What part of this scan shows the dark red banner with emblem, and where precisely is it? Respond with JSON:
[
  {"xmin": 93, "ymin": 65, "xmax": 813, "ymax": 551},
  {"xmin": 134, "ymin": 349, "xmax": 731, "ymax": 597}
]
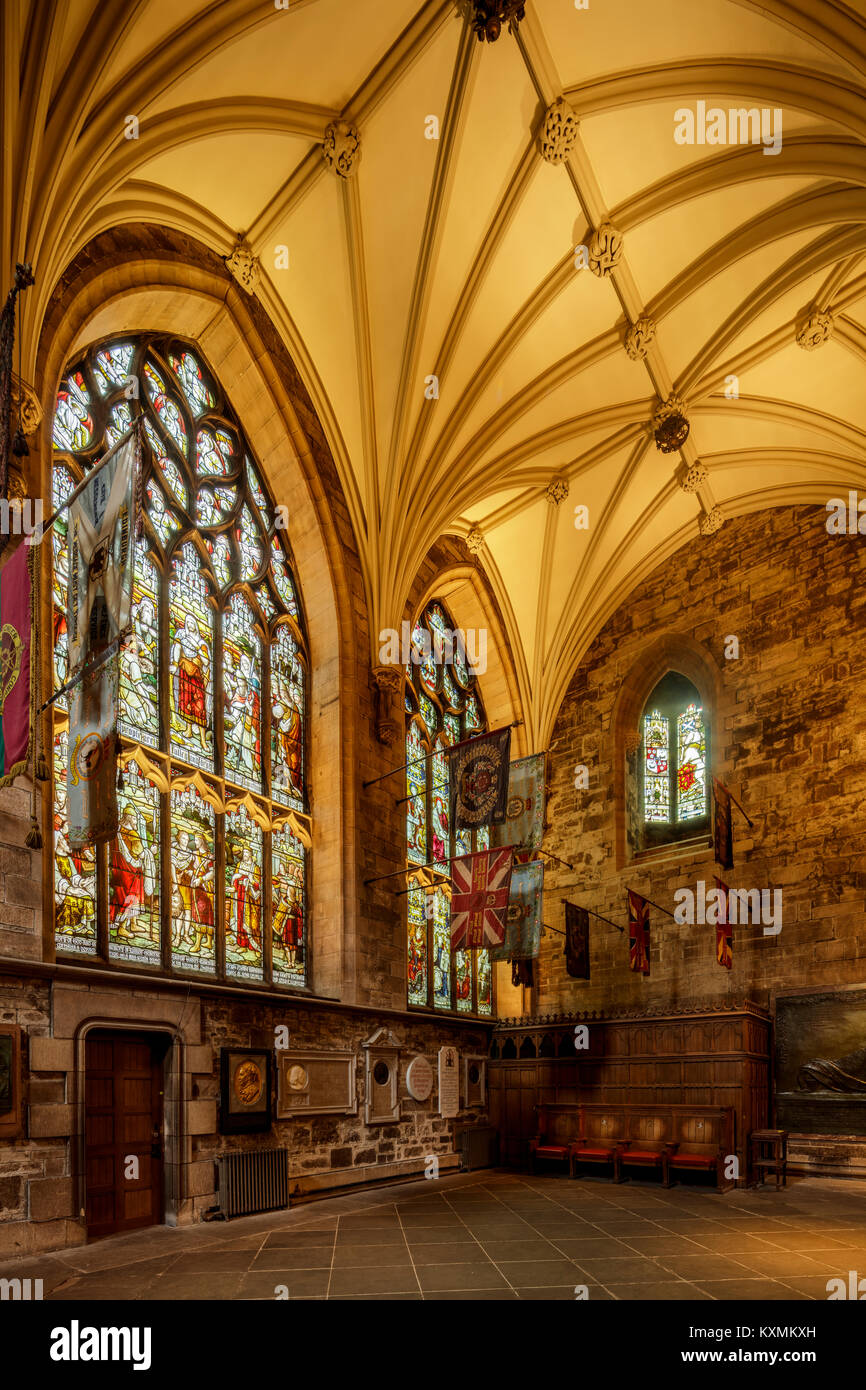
[
  {"xmin": 714, "ymin": 875, "xmax": 732, "ymax": 969},
  {"xmin": 627, "ymin": 889, "xmax": 650, "ymax": 975}
]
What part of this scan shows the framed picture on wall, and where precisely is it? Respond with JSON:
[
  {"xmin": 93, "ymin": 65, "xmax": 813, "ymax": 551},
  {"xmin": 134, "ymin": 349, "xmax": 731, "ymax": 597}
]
[
  {"xmin": 220, "ymin": 1047, "xmax": 272, "ymax": 1134},
  {"xmin": 0, "ymin": 1025, "xmax": 22, "ymax": 1140}
]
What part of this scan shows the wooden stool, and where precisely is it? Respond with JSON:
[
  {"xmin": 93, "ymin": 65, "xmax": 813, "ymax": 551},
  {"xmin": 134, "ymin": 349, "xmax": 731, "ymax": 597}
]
[{"xmin": 750, "ymin": 1129, "xmax": 788, "ymax": 1189}]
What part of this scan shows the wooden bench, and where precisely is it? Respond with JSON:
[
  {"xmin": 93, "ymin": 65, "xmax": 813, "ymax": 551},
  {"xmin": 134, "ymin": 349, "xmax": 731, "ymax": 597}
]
[{"xmin": 529, "ymin": 1102, "xmax": 735, "ymax": 1190}]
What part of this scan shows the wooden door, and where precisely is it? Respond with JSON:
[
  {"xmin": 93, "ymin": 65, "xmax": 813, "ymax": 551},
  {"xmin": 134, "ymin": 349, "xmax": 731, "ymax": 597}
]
[{"xmin": 84, "ymin": 1031, "xmax": 165, "ymax": 1239}]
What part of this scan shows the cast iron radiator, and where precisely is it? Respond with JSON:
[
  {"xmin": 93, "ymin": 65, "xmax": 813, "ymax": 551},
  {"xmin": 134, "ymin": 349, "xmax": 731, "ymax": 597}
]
[
  {"xmin": 215, "ymin": 1149, "xmax": 289, "ymax": 1219},
  {"xmin": 458, "ymin": 1126, "xmax": 499, "ymax": 1171}
]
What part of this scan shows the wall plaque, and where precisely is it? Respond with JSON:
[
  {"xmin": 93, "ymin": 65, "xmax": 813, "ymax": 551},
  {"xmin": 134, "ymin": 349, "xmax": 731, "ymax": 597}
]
[
  {"xmin": 406, "ymin": 1054, "xmax": 434, "ymax": 1102},
  {"xmin": 363, "ymin": 1027, "xmax": 401, "ymax": 1124},
  {"xmin": 463, "ymin": 1055, "xmax": 487, "ymax": 1107},
  {"xmin": 438, "ymin": 1045, "xmax": 459, "ymax": 1118},
  {"xmin": 220, "ymin": 1047, "xmax": 272, "ymax": 1135},
  {"xmin": 276, "ymin": 1051, "xmax": 357, "ymax": 1118}
]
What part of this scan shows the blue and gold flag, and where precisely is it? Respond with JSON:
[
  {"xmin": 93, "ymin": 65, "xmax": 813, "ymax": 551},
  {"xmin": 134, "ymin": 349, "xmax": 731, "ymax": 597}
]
[
  {"xmin": 490, "ymin": 859, "xmax": 543, "ymax": 962},
  {"xmin": 490, "ymin": 752, "xmax": 545, "ymax": 857}
]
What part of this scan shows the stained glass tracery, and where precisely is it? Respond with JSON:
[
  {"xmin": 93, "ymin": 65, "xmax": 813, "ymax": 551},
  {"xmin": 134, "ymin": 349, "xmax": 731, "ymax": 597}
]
[
  {"xmin": 641, "ymin": 675, "xmax": 709, "ymax": 833},
  {"xmin": 50, "ymin": 334, "xmax": 309, "ymax": 989}
]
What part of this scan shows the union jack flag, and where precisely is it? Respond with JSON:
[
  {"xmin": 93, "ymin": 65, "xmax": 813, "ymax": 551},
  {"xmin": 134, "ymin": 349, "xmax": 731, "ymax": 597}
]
[
  {"xmin": 450, "ymin": 848, "xmax": 513, "ymax": 950},
  {"xmin": 627, "ymin": 889, "xmax": 650, "ymax": 975}
]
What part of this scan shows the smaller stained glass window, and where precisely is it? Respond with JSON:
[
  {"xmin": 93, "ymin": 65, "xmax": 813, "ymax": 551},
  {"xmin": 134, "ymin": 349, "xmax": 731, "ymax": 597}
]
[
  {"xmin": 644, "ymin": 710, "xmax": 670, "ymax": 821},
  {"xmin": 677, "ymin": 704, "xmax": 706, "ymax": 821}
]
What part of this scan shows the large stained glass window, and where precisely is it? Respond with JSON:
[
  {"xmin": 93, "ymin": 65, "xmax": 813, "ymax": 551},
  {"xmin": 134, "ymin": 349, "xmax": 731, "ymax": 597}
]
[
  {"xmin": 51, "ymin": 335, "xmax": 310, "ymax": 988},
  {"xmin": 640, "ymin": 673, "xmax": 709, "ymax": 845},
  {"xmin": 404, "ymin": 601, "xmax": 493, "ymax": 1017}
]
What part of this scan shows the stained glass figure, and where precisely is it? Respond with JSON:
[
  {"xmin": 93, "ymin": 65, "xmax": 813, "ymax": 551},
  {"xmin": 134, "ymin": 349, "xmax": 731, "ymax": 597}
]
[
  {"xmin": 677, "ymin": 704, "xmax": 706, "ymax": 820},
  {"xmin": 92, "ymin": 344, "xmax": 134, "ymax": 395},
  {"xmin": 143, "ymin": 361, "xmax": 187, "ymax": 455},
  {"xmin": 444, "ymin": 711, "xmax": 460, "ymax": 745},
  {"xmin": 169, "ymin": 543, "xmax": 213, "ymax": 769},
  {"xmin": 196, "ymin": 426, "xmax": 233, "ymax": 476},
  {"xmin": 196, "ymin": 484, "xmax": 236, "ymax": 527},
  {"xmin": 120, "ymin": 544, "xmax": 160, "ymax": 747},
  {"xmin": 258, "ymin": 584, "xmax": 276, "ymax": 622},
  {"xmin": 477, "ymin": 950, "xmax": 492, "ymax": 1016},
  {"xmin": 51, "ymin": 466, "xmax": 75, "ymax": 700},
  {"xmin": 53, "ymin": 372, "xmax": 93, "ymax": 451},
  {"xmin": 406, "ymin": 721, "xmax": 427, "ymax": 865},
  {"xmin": 412, "ymin": 620, "xmax": 437, "ymax": 692},
  {"xmin": 169, "ymin": 350, "xmax": 215, "ymax": 416},
  {"xmin": 238, "ymin": 506, "xmax": 263, "ymax": 579},
  {"xmin": 407, "ymin": 892, "xmax": 428, "ymax": 1006},
  {"xmin": 271, "ymin": 627, "xmax": 304, "ymax": 806},
  {"xmin": 464, "ymin": 693, "xmax": 482, "ymax": 732},
  {"xmin": 443, "ymin": 668, "xmax": 461, "ymax": 710},
  {"xmin": 105, "ymin": 400, "xmax": 133, "ymax": 447},
  {"xmin": 223, "ymin": 593, "xmax": 262, "ymax": 792},
  {"xmin": 170, "ymin": 784, "xmax": 216, "ymax": 974},
  {"xmin": 207, "ymin": 534, "xmax": 232, "ymax": 588},
  {"xmin": 419, "ymin": 691, "xmax": 437, "ymax": 734},
  {"xmin": 477, "ymin": 825, "xmax": 489, "ymax": 852},
  {"xmin": 452, "ymin": 638, "xmax": 469, "ymax": 689},
  {"xmin": 53, "ymin": 731, "xmax": 97, "ymax": 954},
  {"xmin": 143, "ymin": 418, "xmax": 187, "ymax": 506},
  {"xmin": 246, "ymin": 459, "xmax": 269, "ymax": 514},
  {"xmin": 432, "ymin": 889, "xmax": 451, "ymax": 1008},
  {"xmin": 272, "ymin": 825, "xmax": 305, "ymax": 987},
  {"xmin": 225, "ymin": 807, "xmax": 263, "ymax": 981},
  {"xmin": 644, "ymin": 710, "xmax": 670, "ymax": 821},
  {"xmin": 431, "ymin": 742, "xmax": 448, "ymax": 872},
  {"xmin": 455, "ymin": 950, "xmax": 472, "ymax": 1012},
  {"xmin": 270, "ymin": 538, "xmax": 298, "ymax": 615},
  {"xmin": 109, "ymin": 763, "xmax": 160, "ymax": 967},
  {"xmin": 145, "ymin": 479, "xmax": 180, "ymax": 547}
]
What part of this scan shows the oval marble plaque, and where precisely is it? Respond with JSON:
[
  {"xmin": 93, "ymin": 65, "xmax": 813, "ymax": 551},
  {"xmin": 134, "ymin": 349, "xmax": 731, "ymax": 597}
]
[{"xmin": 406, "ymin": 1054, "xmax": 434, "ymax": 1102}]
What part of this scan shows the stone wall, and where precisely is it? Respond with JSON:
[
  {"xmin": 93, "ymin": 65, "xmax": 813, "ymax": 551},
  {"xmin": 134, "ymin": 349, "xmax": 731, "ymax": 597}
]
[
  {"xmin": 538, "ymin": 503, "xmax": 866, "ymax": 1015},
  {"xmin": 0, "ymin": 973, "xmax": 490, "ymax": 1256}
]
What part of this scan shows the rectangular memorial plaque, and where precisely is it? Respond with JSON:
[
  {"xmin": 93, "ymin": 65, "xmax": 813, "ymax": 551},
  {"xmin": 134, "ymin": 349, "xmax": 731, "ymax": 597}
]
[
  {"xmin": 438, "ymin": 1045, "xmax": 459, "ymax": 1118},
  {"xmin": 276, "ymin": 1051, "xmax": 357, "ymax": 1118}
]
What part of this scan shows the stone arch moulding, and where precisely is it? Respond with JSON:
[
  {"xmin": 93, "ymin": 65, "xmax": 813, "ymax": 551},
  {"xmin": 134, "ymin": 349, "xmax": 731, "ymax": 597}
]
[
  {"xmin": 34, "ymin": 227, "xmax": 360, "ymax": 1002},
  {"xmin": 610, "ymin": 631, "xmax": 731, "ymax": 870},
  {"xmin": 406, "ymin": 555, "xmax": 526, "ymax": 759}
]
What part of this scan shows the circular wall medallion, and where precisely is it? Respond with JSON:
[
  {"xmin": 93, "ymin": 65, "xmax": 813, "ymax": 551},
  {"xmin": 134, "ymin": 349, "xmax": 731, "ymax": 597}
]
[
  {"xmin": 406, "ymin": 1054, "xmax": 434, "ymax": 1102},
  {"xmin": 233, "ymin": 1059, "xmax": 263, "ymax": 1106},
  {"xmin": 287, "ymin": 1065, "xmax": 308, "ymax": 1091}
]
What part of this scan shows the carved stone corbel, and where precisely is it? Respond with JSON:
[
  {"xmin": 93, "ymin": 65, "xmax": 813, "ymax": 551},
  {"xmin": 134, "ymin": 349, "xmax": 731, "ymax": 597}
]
[{"xmin": 373, "ymin": 665, "xmax": 402, "ymax": 746}]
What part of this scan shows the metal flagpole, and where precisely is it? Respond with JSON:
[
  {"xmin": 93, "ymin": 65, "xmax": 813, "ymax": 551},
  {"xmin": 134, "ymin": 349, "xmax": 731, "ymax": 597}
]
[
  {"xmin": 636, "ymin": 893, "xmax": 677, "ymax": 921},
  {"xmin": 362, "ymin": 720, "xmax": 523, "ymax": 790},
  {"xmin": 39, "ymin": 416, "xmax": 141, "ymax": 536}
]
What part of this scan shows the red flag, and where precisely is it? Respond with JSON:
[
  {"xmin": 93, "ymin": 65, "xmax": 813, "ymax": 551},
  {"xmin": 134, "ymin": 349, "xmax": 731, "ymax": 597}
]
[
  {"xmin": 450, "ymin": 848, "xmax": 512, "ymax": 949},
  {"xmin": 714, "ymin": 875, "xmax": 732, "ymax": 969},
  {"xmin": 627, "ymin": 889, "xmax": 650, "ymax": 975},
  {"xmin": 0, "ymin": 544, "xmax": 33, "ymax": 786},
  {"xmin": 713, "ymin": 777, "xmax": 733, "ymax": 869}
]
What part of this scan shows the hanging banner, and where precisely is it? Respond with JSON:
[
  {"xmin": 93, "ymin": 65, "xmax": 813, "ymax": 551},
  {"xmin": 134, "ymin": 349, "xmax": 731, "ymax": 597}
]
[
  {"xmin": 714, "ymin": 875, "xmax": 733, "ymax": 970},
  {"xmin": 0, "ymin": 544, "xmax": 34, "ymax": 786},
  {"xmin": 489, "ymin": 859, "xmax": 543, "ymax": 962},
  {"xmin": 490, "ymin": 752, "xmax": 545, "ymax": 855},
  {"xmin": 712, "ymin": 777, "xmax": 734, "ymax": 870},
  {"xmin": 450, "ymin": 847, "xmax": 513, "ymax": 949},
  {"xmin": 627, "ymin": 889, "xmax": 650, "ymax": 975},
  {"xmin": 564, "ymin": 901, "xmax": 590, "ymax": 980},
  {"xmin": 447, "ymin": 726, "xmax": 511, "ymax": 831},
  {"xmin": 67, "ymin": 430, "xmax": 139, "ymax": 849}
]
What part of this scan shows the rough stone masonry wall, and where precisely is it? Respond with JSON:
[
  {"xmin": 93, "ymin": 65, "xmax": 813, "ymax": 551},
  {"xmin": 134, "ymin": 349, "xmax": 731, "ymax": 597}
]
[{"xmin": 538, "ymin": 503, "xmax": 866, "ymax": 1015}]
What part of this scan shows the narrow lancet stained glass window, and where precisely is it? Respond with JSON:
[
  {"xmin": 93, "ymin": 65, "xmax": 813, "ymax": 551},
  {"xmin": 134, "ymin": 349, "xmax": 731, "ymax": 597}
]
[
  {"xmin": 404, "ymin": 600, "xmax": 492, "ymax": 1016},
  {"xmin": 644, "ymin": 710, "xmax": 670, "ymax": 821},
  {"xmin": 109, "ymin": 763, "xmax": 160, "ymax": 967},
  {"xmin": 50, "ymin": 334, "xmax": 309, "ymax": 989},
  {"xmin": 677, "ymin": 704, "xmax": 706, "ymax": 820}
]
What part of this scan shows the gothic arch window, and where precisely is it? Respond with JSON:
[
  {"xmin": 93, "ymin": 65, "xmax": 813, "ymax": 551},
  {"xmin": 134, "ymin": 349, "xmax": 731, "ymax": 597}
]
[
  {"xmin": 50, "ymin": 335, "xmax": 309, "ymax": 988},
  {"xmin": 405, "ymin": 602, "xmax": 492, "ymax": 1017},
  {"xmin": 640, "ymin": 672, "xmax": 709, "ymax": 849}
]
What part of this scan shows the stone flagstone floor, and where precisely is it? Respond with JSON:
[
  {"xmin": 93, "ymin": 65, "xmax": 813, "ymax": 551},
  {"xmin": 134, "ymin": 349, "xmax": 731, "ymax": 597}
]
[{"xmin": 5, "ymin": 1171, "xmax": 866, "ymax": 1300}]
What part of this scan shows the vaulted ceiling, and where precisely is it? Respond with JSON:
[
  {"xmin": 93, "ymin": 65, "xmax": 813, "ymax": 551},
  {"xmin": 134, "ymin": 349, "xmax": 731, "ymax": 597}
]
[{"xmin": 4, "ymin": 0, "xmax": 866, "ymax": 747}]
